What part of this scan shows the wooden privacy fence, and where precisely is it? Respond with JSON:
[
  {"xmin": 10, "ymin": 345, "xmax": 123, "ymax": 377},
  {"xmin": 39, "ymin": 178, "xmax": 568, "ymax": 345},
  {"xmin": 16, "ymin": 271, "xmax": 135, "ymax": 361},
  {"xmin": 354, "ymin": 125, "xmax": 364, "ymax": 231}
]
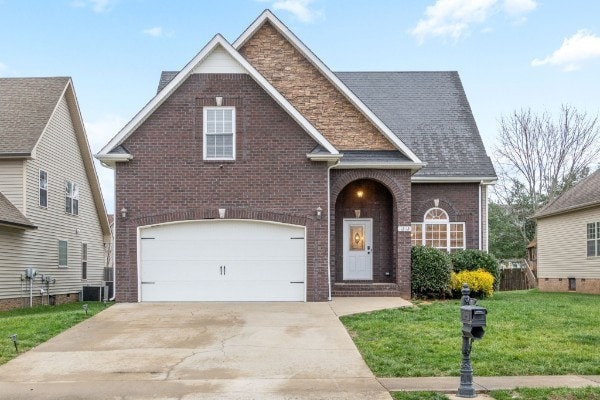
[{"xmin": 499, "ymin": 265, "xmax": 537, "ymax": 291}]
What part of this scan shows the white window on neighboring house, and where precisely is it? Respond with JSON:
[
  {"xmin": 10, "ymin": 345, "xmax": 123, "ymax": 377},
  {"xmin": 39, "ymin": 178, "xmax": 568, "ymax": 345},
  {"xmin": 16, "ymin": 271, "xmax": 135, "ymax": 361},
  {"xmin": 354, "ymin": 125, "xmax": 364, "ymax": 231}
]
[
  {"xmin": 587, "ymin": 222, "xmax": 600, "ymax": 257},
  {"xmin": 39, "ymin": 170, "xmax": 48, "ymax": 208},
  {"xmin": 203, "ymin": 107, "xmax": 235, "ymax": 160},
  {"xmin": 411, "ymin": 207, "xmax": 466, "ymax": 252},
  {"xmin": 65, "ymin": 181, "xmax": 79, "ymax": 215},
  {"xmin": 59, "ymin": 240, "xmax": 68, "ymax": 267},
  {"xmin": 82, "ymin": 243, "xmax": 88, "ymax": 279}
]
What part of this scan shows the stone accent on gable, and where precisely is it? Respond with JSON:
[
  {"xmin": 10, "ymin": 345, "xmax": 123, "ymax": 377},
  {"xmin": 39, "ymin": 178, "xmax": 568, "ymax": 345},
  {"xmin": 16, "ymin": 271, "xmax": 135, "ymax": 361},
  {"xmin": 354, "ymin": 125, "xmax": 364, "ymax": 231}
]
[{"xmin": 239, "ymin": 21, "xmax": 396, "ymax": 151}]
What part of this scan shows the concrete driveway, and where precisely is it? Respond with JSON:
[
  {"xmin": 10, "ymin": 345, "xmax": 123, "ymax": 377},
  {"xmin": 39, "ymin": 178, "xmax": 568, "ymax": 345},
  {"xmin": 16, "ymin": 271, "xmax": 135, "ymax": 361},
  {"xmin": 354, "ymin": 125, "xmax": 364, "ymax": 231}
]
[{"xmin": 0, "ymin": 300, "xmax": 407, "ymax": 399}]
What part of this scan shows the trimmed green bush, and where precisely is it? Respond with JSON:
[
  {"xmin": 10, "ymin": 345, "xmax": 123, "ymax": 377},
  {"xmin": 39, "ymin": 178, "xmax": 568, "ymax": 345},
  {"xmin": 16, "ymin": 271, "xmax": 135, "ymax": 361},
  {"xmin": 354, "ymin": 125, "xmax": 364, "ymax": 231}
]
[
  {"xmin": 411, "ymin": 246, "xmax": 452, "ymax": 299},
  {"xmin": 450, "ymin": 249, "xmax": 500, "ymax": 289},
  {"xmin": 450, "ymin": 269, "xmax": 495, "ymax": 298}
]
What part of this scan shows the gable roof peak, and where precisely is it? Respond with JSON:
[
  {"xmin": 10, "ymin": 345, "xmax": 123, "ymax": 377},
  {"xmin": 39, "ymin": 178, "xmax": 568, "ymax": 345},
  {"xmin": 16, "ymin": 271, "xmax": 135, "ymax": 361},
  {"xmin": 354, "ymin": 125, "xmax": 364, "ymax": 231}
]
[
  {"xmin": 97, "ymin": 30, "xmax": 338, "ymax": 161},
  {"xmin": 233, "ymin": 10, "xmax": 423, "ymax": 165}
]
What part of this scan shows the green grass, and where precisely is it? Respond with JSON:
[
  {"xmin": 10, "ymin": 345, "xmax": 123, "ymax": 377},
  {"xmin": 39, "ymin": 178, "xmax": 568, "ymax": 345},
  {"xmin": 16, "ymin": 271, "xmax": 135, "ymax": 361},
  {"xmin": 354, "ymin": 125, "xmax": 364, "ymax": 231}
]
[
  {"xmin": 0, "ymin": 302, "xmax": 111, "ymax": 365},
  {"xmin": 392, "ymin": 387, "xmax": 600, "ymax": 400},
  {"xmin": 341, "ymin": 290, "xmax": 600, "ymax": 377}
]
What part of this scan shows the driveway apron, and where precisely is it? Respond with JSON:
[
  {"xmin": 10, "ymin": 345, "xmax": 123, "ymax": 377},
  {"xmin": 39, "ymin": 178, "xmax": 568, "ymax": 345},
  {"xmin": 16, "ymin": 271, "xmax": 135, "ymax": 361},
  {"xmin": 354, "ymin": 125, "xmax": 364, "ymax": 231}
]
[{"xmin": 0, "ymin": 302, "xmax": 392, "ymax": 399}]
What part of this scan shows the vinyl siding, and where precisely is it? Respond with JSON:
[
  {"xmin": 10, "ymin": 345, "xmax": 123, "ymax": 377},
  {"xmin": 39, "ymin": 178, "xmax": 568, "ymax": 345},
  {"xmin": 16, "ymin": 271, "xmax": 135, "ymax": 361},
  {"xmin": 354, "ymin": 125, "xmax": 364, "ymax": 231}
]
[
  {"xmin": 0, "ymin": 159, "xmax": 25, "ymax": 212},
  {"xmin": 0, "ymin": 95, "xmax": 106, "ymax": 300},
  {"xmin": 537, "ymin": 206, "xmax": 600, "ymax": 279}
]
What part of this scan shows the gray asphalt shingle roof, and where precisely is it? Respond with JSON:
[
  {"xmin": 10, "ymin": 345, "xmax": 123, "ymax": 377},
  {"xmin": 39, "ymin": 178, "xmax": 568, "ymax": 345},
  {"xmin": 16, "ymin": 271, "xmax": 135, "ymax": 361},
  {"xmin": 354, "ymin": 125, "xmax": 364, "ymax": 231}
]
[
  {"xmin": 0, "ymin": 192, "xmax": 36, "ymax": 229},
  {"xmin": 534, "ymin": 169, "xmax": 600, "ymax": 218},
  {"xmin": 0, "ymin": 77, "xmax": 70, "ymax": 156},
  {"xmin": 157, "ymin": 71, "xmax": 496, "ymax": 178},
  {"xmin": 335, "ymin": 71, "xmax": 496, "ymax": 178}
]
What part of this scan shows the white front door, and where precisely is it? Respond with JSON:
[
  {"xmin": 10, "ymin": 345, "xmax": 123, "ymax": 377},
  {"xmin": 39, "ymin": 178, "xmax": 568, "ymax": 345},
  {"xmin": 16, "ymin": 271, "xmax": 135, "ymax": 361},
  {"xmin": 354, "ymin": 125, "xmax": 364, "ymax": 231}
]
[{"xmin": 343, "ymin": 218, "xmax": 373, "ymax": 280}]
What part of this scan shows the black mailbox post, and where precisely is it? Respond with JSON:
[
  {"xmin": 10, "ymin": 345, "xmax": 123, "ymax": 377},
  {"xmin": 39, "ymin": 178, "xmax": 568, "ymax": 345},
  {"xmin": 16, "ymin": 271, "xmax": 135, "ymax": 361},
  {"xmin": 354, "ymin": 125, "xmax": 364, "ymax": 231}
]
[{"xmin": 458, "ymin": 284, "xmax": 487, "ymax": 398}]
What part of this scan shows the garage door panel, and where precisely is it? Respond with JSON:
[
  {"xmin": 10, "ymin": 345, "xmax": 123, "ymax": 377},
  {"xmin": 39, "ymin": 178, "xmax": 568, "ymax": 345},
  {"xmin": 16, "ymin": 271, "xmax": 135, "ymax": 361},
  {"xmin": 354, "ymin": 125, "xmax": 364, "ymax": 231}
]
[{"xmin": 139, "ymin": 220, "xmax": 305, "ymax": 302}]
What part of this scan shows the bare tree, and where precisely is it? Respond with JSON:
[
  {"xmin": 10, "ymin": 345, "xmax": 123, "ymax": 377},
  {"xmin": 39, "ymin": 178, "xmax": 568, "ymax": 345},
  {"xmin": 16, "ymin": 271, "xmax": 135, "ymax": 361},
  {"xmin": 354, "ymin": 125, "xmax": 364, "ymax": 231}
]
[
  {"xmin": 490, "ymin": 105, "xmax": 600, "ymax": 258},
  {"xmin": 495, "ymin": 105, "xmax": 600, "ymax": 208}
]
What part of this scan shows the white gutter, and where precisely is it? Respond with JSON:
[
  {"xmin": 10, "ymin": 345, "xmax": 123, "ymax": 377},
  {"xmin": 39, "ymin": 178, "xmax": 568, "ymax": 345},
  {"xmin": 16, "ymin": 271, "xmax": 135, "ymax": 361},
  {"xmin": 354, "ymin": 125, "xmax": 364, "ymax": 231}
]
[
  {"xmin": 334, "ymin": 162, "xmax": 426, "ymax": 170},
  {"xmin": 412, "ymin": 176, "xmax": 497, "ymax": 183},
  {"xmin": 327, "ymin": 159, "xmax": 340, "ymax": 301}
]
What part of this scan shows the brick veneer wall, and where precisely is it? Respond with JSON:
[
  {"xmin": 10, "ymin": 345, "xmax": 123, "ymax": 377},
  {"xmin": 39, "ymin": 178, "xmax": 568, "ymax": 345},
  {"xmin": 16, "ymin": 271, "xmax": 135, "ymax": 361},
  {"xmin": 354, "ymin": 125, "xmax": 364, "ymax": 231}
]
[
  {"xmin": 411, "ymin": 183, "xmax": 481, "ymax": 250},
  {"xmin": 115, "ymin": 73, "xmax": 330, "ymax": 302},
  {"xmin": 239, "ymin": 21, "xmax": 395, "ymax": 151},
  {"xmin": 330, "ymin": 169, "xmax": 412, "ymax": 297},
  {"xmin": 539, "ymin": 278, "xmax": 600, "ymax": 294},
  {"xmin": 0, "ymin": 292, "xmax": 79, "ymax": 311}
]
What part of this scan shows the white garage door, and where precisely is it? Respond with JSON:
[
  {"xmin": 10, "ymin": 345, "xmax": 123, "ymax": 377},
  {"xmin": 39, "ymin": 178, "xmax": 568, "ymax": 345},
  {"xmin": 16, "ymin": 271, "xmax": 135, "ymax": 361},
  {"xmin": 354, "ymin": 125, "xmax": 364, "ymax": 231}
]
[{"xmin": 139, "ymin": 220, "xmax": 306, "ymax": 301}]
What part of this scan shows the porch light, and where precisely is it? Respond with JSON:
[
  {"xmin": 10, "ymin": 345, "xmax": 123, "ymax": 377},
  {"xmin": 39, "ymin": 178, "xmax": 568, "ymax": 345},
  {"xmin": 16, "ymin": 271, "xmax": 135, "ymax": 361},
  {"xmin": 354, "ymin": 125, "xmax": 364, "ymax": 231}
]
[
  {"xmin": 120, "ymin": 207, "xmax": 127, "ymax": 219},
  {"xmin": 316, "ymin": 206, "xmax": 322, "ymax": 220},
  {"xmin": 357, "ymin": 190, "xmax": 364, "ymax": 198}
]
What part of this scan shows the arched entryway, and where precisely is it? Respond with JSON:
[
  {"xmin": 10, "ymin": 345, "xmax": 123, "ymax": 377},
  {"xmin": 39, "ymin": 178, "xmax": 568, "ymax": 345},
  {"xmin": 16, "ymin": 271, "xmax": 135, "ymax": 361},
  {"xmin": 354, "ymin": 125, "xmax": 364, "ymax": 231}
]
[{"xmin": 334, "ymin": 179, "xmax": 395, "ymax": 283}]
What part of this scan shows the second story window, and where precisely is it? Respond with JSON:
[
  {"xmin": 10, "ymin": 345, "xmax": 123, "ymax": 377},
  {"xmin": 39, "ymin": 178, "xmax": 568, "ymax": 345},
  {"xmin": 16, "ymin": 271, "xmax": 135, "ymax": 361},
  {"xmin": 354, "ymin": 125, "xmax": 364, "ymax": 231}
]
[
  {"xmin": 204, "ymin": 107, "xmax": 235, "ymax": 160},
  {"xmin": 65, "ymin": 181, "xmax": 79, "ymax": 215},
  {"xmin": 39, "ymin": 170, "xmax": 48, "ymax": 207}
]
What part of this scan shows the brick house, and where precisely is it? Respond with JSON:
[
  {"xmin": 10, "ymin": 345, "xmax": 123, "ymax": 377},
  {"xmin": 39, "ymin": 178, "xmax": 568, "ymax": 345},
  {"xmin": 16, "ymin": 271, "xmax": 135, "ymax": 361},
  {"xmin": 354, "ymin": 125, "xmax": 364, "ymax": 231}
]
[{"xmin": 96, "ymin": 11, "xmax": 496, "ymax": 302}]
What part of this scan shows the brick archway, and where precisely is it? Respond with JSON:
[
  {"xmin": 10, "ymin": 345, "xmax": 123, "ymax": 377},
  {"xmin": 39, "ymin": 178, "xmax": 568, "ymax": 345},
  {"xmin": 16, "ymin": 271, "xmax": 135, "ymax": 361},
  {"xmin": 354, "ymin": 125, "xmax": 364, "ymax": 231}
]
[{"xmin": 330, "ymin": 169, "xmax": 412, "ymax": 297}]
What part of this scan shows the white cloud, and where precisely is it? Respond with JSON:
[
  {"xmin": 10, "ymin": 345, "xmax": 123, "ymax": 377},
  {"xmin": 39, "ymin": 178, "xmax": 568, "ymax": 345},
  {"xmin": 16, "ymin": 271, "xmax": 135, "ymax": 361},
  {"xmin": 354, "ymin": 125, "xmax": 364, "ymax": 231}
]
[
  {"xmin": 143, "ymin": 26, "xmax": 169, "ymax": 38},
  {"xmin": 531, "ymin": 29, "xmax": 600, "ymax": 72},
  {"xmin": 85, "ymin": 114, "xmax": 126, "ymax": 213},
  {"xmin": 71, "ymin": 0, "xmax": 116, "ymax": 13},
  {"xmin": 411, "ymin": 0, "xmax": 538, "ymax": 43},
  {"xmin": 503, "ymin": 0, "xmax": 537, "ymax": 15},
  {"xmin": 272, "ymin": 0, "xmax": 322, "ymax": 23},
  {"xmin": 411, "ymin": 0, "xmax": 498, "ymax": 43}
]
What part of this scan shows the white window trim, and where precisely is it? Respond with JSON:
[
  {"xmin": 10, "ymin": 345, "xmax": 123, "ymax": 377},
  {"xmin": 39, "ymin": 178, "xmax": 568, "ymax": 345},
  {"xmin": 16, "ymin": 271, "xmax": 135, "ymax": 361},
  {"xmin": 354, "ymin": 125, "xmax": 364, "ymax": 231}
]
[
  {"xmin": 39, "ymin": 169, "xmax": 48, "ymax": 208},
  {"xmin": 58, "ymin": 240, "xmax": 68, "ymax": 268},
  {"xmin": 65, "ymin": 180, "xmax": 79, "ymax": 216},
  {"xmin": 203, "ymin": 106, "xmax": 236, "ymax": 161},
  {"xmin": 82, "ymin": 242, "xmax": 88, "ymax": 279},
  {"xmin": 587, "ymin": 222, "xmax": 600, "ymax": 258},
  {"xmin": 411, "ymin": 208, "xmax": 466, "ymax": 252}
]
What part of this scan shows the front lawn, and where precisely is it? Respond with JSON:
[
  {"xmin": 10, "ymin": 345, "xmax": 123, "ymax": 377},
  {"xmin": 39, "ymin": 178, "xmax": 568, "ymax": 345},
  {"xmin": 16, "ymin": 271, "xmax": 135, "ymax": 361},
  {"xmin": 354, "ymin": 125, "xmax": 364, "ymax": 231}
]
[
  {"xmin": 392, "ymin": 387, "xmax": 600, "ymax": 400},
  {"xmin": 0, "ymin": 302, "xmax": 111, "ymax": 365},
  {"xmin": 341, "ymin": 290, "xmax": 600, "ymax": 377}
]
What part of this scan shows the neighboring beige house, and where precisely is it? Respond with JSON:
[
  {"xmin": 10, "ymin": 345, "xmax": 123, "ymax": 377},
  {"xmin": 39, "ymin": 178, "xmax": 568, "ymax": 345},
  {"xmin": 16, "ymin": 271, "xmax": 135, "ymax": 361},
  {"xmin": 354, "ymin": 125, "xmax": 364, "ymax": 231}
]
[
  {"xmin": 0, "ymin": 77, "xmax": 111, "ymax": 310},
  {"xmin": 534, "ymin": 169, "xmax": 600, "ymax": 294}
]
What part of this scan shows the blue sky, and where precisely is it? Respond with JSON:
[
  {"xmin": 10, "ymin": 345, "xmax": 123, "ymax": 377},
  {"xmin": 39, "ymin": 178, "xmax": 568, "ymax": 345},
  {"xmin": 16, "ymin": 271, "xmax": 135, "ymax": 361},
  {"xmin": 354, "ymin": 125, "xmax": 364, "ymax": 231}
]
[{"xmin": 1, "ymin": 0, "xmax": 599, "ymax": 213}]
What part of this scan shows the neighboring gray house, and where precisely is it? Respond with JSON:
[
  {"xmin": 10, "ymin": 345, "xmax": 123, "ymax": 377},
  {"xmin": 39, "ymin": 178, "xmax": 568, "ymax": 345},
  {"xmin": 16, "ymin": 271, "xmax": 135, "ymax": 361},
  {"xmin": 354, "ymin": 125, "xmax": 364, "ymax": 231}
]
[
  {"xmin": 0, "ymin": 77, "xmax": 111, "ymax": 310},
  {"xmin": 534, "ymin": 169, "xmax": 600, "ymax": 294}
]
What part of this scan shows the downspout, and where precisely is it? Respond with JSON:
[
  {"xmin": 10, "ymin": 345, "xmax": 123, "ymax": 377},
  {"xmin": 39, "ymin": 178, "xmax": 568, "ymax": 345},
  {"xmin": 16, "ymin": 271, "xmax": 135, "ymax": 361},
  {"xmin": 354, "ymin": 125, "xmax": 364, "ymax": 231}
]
[
  {"xmin": 109, "ymin": 167, "xmax": 117, "ymax": 301},
  {"xmin": 485, "ymin": 185, "xmax": 489, "ymax": 252},
  {"xmin": 478, "ymin": 183, "xmax": 482, "ymax": 251},
  {"xmin": 327, "ymin": 159, "xmax": 340, "ymax": 301}
]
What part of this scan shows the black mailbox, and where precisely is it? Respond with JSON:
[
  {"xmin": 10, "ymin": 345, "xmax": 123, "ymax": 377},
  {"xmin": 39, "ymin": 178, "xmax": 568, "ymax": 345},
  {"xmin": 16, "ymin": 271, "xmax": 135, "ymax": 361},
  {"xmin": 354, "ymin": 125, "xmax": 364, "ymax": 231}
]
[{"xmin": 461, "ymin": 305, "xmax": 487, "ymax": 340}]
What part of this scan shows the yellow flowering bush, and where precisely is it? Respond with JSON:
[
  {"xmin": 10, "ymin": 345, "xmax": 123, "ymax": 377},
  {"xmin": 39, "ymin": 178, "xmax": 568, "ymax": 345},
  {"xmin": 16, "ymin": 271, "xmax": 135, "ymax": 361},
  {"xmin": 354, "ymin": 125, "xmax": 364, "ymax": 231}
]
[{"xmin": 450, "ymin": 269, "xmax": 495, "ymax": 298}]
